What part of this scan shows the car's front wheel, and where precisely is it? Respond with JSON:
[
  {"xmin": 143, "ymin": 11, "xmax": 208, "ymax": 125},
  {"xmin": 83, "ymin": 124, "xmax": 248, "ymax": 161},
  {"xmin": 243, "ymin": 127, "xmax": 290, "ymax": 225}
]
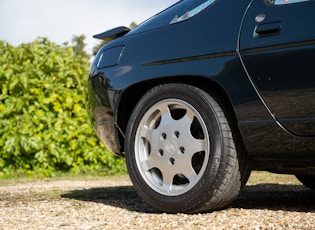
[{"xmin": 125, "ymin": 84, "xmax": 249, "ymax": 213}]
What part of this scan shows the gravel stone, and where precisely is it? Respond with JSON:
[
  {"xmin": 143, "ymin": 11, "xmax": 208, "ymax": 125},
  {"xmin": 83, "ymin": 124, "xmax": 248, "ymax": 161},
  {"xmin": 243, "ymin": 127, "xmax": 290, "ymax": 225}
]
[{"xmin": 0, "ymin": 172, "xmax": 314, "ymax": 230}]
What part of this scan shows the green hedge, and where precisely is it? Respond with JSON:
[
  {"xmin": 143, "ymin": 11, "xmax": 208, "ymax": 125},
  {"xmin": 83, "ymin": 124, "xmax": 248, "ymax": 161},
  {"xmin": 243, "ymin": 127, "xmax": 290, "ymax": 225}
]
[{"xmin": 0, "ymin": 38, "xmax": 126, "ymax": 178}]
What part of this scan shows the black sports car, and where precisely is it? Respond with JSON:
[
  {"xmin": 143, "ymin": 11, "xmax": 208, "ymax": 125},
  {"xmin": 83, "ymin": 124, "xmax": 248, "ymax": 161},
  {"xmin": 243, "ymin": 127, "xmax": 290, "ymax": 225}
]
[{"xmin": 87, "ymin": 0, "xmax": 315, "ymax": 213}]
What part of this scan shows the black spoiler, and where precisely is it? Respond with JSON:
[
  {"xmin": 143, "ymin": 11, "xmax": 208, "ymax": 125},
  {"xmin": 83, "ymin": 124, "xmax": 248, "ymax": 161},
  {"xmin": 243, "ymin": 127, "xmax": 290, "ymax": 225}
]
[{"xmin": 93, "ymin": 26, "xmax": 130, "ymax": 41}]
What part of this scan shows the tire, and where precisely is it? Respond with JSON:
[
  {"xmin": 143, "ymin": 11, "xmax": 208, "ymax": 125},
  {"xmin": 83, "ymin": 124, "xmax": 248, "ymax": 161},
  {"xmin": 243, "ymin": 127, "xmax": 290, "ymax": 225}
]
[
  {"xmin": 296, "ymin": 175, "xmax": 315, "ymax": 190},
  {"xmin": 125, "ymin": 83, "xmax": 249, "ymax": 213}
]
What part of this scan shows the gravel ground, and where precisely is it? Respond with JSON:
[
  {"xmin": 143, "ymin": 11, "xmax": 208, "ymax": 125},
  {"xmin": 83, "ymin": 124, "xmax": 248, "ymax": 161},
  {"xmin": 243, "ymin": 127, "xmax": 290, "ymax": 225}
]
[{"xmin": 0, "ymin": 171, "xmax": 314, "ymax": 230}]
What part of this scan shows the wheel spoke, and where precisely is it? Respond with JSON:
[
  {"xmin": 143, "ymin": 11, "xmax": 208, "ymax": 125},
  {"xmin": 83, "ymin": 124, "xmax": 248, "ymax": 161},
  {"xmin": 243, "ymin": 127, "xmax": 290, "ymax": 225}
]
[
  {"xmin": 141, "ymin": 159, "xmax": 153, "ymax": 172},
  {"xmin": 185, "ymin": 107, "xmax": 196, "ymax": 121},
  {"xmin": 138, "ymin": 125, "xmax": 154, "ymax": 139},
  {"xmin": 172, "ymin": 159, "xmax": 198, "ymax": 181},
  {"xmin": 158, "ymin": 103, "xmax": 174, "ymax": 128},
  {"xmin": 185, "ymin": 170, "xmax": 198, "ymax": 184},
  {"xmin": 175, "ymin": 108, "xmax": 194, "ymax": 130},
  {"xmin": 161, "ymin": 172, "xmax": 175, "ymax": 193},
  {"xmin": 186, "ymin": 139, "xmax": 207, "ymax": 155}
]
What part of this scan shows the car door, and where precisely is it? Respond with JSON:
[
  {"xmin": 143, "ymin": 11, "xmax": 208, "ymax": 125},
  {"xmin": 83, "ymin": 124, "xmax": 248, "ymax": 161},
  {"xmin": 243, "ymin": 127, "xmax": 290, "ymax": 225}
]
[{"xmin": 239, "ymin": 0, "xmax": 315, "ymax": 136}]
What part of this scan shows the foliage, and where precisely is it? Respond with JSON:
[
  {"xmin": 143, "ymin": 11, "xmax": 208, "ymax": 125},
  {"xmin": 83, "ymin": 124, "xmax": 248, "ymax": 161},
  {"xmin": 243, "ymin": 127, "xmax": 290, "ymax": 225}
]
[
  {"xmin": 71, "ymin": 34, "xmax": 90, "ymax": 59},
  {"xmin": 0, "ymin": 38, "xmax": 126, "ymax": 178}
]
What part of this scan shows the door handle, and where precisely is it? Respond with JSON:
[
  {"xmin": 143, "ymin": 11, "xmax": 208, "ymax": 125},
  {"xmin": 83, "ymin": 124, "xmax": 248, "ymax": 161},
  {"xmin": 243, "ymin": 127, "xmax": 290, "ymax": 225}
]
[{"xmin": 254, "ymin": 21, "xmax": 282, "ymax": 37}]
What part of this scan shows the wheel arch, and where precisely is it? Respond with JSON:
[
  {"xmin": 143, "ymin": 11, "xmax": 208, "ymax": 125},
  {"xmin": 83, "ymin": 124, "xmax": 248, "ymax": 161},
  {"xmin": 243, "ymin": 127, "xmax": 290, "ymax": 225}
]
[{"xmin": 117, "ymin": 75, "xmax": 242, "ymax": 154}]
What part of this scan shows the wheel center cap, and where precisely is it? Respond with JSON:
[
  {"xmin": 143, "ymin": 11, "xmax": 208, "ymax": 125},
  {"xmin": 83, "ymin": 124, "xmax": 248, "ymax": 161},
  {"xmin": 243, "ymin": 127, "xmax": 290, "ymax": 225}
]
[{"xmin": 164, "ymin": 140, "xmax": 177, "ymax": 155}]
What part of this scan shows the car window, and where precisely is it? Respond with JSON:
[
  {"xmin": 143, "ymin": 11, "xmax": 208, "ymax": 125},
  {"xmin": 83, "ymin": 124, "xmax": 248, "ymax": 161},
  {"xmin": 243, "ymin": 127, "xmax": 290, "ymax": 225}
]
[
  {"xmin": 129, "ymin": 0, "xmax": 217, "ymax": 35},
  {"xmin": 267, "ymin": 0, "xmax": 311, "ymax": 5},
  {"xmin": 169, "ymin": 0, "xmax": 215, "ymax": 24}
]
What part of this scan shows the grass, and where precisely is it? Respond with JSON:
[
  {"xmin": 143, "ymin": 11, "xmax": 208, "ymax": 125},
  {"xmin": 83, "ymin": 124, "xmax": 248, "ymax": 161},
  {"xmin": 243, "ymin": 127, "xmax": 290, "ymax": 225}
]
[
  {"xmin": 247, "ymin": 171, "xmax": 301, "ymax": 185},
  {"xmin": 0, "ymin": 171, "xmax": 128, "ymax": 186}
]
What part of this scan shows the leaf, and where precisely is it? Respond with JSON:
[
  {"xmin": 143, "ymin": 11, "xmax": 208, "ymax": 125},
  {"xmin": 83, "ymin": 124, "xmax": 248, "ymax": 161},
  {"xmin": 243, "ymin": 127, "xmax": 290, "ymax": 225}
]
[{"xmin": 4, "ymin": 136, "xmax": 16, "ymax": 154}]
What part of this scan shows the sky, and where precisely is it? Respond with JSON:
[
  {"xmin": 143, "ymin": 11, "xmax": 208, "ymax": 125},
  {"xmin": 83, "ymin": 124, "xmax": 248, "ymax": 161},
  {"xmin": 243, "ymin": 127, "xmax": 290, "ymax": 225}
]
[{"xmin": 0, "ymin": 0, "xmax": 179, "ymax": 54}]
